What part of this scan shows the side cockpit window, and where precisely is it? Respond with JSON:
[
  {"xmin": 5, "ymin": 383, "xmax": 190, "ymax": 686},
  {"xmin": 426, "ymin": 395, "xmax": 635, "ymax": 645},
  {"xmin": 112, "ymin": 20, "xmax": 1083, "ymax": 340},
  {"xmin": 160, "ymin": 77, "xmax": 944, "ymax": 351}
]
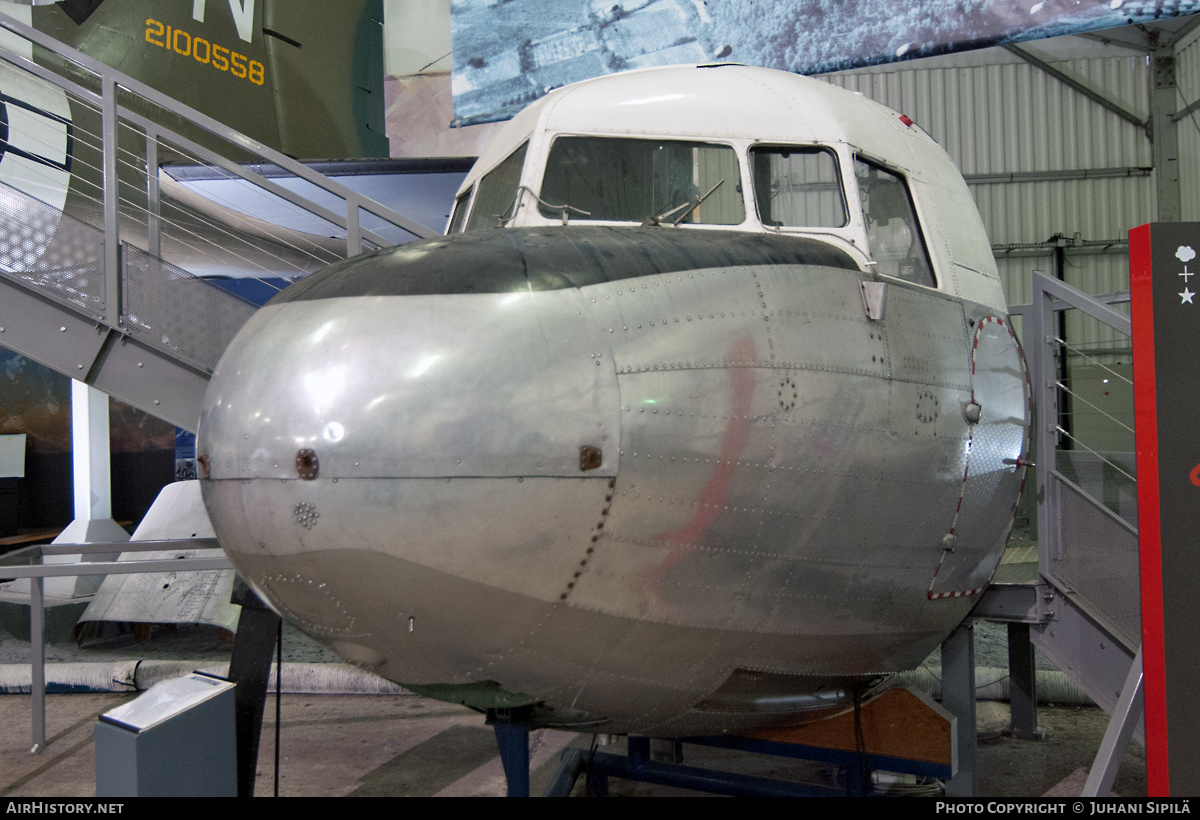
[
  {"xmin": 465, "ymin": 142, "xmax": 528, "ymax": 231},
  {"xmin": 538, "ymin": 137, "xmax": 744, "ymax": 225},
  {"xmin": 855, "ymin": 157, "xmax": 935, "ymax": 288},
  {"xmin": 751, "ymin": 146, "xmax": 846, "ymax": 229},
  {"xmin": 447, "ymin": 188, "xmax": 472, "ymax": 234}
]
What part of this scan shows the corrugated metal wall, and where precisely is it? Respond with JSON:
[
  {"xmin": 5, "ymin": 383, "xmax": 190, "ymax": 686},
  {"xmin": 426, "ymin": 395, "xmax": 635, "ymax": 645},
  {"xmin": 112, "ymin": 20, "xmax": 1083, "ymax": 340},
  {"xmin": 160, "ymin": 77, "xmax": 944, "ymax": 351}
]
[
  {"xmin": 816, "ymin": 41, "xmax": 1200, "ymax": 450},
  {"xmin": 816, "ymin": 41, "xmax": 1200, "ymax": 374},
  {"xmin": 1176, "ymin": 26, "xmax": 1200, "ymax": 224},
  {"xmin": 822, "ymin": 56, "xmax": 1154, "ymax": 312}
]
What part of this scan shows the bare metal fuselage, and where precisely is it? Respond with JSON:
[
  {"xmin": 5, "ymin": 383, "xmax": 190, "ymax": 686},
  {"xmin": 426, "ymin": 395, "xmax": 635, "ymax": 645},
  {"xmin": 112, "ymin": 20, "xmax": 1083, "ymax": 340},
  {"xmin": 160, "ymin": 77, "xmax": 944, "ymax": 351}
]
[{"xmin": 198, "ymin": 226, "xmax": 1028, "ymax": 735}]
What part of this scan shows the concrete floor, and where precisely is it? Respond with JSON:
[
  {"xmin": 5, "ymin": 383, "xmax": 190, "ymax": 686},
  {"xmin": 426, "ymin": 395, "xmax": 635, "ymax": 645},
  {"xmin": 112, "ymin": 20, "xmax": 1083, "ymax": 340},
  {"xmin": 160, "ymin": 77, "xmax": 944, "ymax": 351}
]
[
  {"xmin": 0, "ymin": 690, "xmax": 1147, "ymax": 798},
  {"xmin": 0, "ymin": 594, "xmax": 1147, "ymax": 798}
]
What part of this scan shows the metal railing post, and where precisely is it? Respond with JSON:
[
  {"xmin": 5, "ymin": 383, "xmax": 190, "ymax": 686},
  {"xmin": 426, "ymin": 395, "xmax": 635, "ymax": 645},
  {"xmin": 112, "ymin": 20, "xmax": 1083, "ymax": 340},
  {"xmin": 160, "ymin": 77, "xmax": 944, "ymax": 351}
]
[
  {"xmin": 146, "ymin": 129, "xmax": 161, "ymax": 259},
  {"xmin": 347, "ymin": 201, "xmax": 361, "ymax": 257},
  {"xmin": 101, "ymin": 74, "xmax": 120, "ymax": 328},
  {"xmin": 1031, "ymin": 272, "xmax": 1057, "ymax": 581}
]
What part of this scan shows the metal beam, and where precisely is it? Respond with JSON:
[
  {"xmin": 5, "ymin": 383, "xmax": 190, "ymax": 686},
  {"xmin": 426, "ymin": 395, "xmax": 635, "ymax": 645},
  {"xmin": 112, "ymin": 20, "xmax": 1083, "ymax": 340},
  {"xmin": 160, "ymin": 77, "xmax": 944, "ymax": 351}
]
[
  {"xmin": 1151, "ymin": 44, "xmax": 1182, "ymax": 222},
  {"xmin": 0, "ymin": 555, "xmax": 232, "ymax": 577},
  {"xmin": 1171, "ymin": 95, "xmax": 1200, "ymax": 123},
  {"xmin": 1032, "ymin": 272, "xmax": 1132, "ymax": 336},
  {"xmin": 1083, "ymin": 646, "xmax": 1145, "ymax": 797},
  {"xmin": 1077, "ymin": 29, "xmax": 1153, "ymax": 52},
  {"xmin": 992, "ymin": 239, "xmax": 1129, "ymax": 258},
  {"xmin": 965, "ymin": 167, "xmax": 1151, "ymax": 185},
  {"xmin": 1005, "ymin": 44, "xmax": 1148, "ymax": 131},
  {"xmin": 1164, "ymin": 13, "xmax": 1200, "ymax": 48},
  {"xmin": 942, "ymin": 622, "xmax": 978, "ymax": 797}
]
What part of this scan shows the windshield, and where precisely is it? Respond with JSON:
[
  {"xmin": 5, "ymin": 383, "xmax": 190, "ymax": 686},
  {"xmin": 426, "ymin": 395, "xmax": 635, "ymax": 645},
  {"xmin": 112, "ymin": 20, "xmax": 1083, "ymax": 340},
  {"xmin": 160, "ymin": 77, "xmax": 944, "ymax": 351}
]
[
  {"xmin": 538, "ymin": 136, "xmax": 744, "ymax": 225},
  {"xmin": 465, "ymin": 142, "xmax": 527, "ymax": 231}
]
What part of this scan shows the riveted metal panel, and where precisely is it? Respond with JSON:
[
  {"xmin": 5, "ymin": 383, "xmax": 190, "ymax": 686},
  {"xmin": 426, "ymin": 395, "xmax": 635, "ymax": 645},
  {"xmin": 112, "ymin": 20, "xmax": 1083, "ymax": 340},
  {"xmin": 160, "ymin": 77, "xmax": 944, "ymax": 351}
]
[
  {"xmin": 583, "ymin": 363, "xmax": 783, "ymax": 629},
  {"xmin": 200, "ymin": 288, "xmax": 621, "ymax": 480},
  {"xmin": 197, "ymin": 223, "xmax": 1030, "ymax": 735},
  {"xmin": 930, "ymin": 316, "xmax": 1029, "ymax": 597},
  {"xmin": 881, "ymin": 377, "xmax": 972, "ymax": 530},
  {"xmin": 568, "ymin": 261, "xmax": 996, "ymax": 676},
  {"xmin": 756, "ymin": 264, "xmax": 890, "ymax": 377},
  {"xmin": 883, "ymin": 283, "xmax": 971, "ymax": 389},
  {"xmin": 204, "ymin": 474, "xmax": 613, "ymax": 608},
  {"xmin": 585, "ymin": 264, "xmax": 771, "ymax": 375}
]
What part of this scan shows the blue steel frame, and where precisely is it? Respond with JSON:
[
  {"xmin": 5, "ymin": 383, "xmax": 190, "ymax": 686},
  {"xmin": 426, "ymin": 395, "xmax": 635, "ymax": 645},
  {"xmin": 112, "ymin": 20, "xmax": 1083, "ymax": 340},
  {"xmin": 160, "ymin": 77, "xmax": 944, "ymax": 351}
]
[{"xmin": 532, "ymin": 733, "xmax": 953, "ymax": 797}]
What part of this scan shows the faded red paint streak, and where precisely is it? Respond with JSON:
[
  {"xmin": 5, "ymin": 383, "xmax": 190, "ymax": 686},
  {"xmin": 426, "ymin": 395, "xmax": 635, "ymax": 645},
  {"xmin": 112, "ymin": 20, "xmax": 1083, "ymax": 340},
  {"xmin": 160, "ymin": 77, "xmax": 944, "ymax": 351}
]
[{"xmin": 649, "ymin": 337, "xmax": 758, "ymax": 581}]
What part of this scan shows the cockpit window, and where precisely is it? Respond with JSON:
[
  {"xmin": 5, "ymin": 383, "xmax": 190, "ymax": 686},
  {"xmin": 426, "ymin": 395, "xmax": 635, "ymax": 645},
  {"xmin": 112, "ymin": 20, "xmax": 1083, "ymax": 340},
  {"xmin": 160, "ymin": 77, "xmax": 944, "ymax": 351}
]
[
  {"xmin": 465, "ymin": 142, "xmax": 527, "ymax": 231},
  {"xmin": 539, "ymin": 137, "xmax": 744, "ymax": 225},
  {"xmin": 855, "ymin": 157, "xmax": 935, "ymax": 288},
  {"xmin": 751, "ymin": 146, "xmax": 847, "ymax": 228},
  {"xmin": 448, "ymin": 187, "xmax": 472, "ymax": 234}
]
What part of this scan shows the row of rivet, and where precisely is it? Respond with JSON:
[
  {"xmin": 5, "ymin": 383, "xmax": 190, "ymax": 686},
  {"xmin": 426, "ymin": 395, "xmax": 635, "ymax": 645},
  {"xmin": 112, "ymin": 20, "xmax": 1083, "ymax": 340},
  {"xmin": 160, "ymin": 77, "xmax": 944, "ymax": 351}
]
[
  {"xmin": 605, "ymin": 310, "xmax": 753, "ymax": 333},
  {"xmin": 649, "ymin": 576, "xmax": 890, "ymax": 604},
  {"xmin": 604, "ymin": 305, "xmax": 882, "ymax": 325},
  {"xmin": 263, "ymin": 573, "xmax": 355, "ymax": 634},
  {"xmin": 620, "ymin": 409, "xmax": 903, "ymax": 432},
  {"xmin": 615, "ymin": 455, "xmax": 938, "ymax": 480},
  {"xmin": 601, "ymin": 531, "xmax": 923, "ymax": 568},
  {"xmin": 754, "ymin": 272, "xmax": 776, "ymax": 364},
  {"xmin": 593, "ymin": 269, "xmax": 730, "ymax": 299},
  {"xmin": 615, "ymin": 361, "xmax": 889, "ymax": 376},
  {"xmin": 612, "ymin": 495, "xmax": 892, "ymax": 519},
  {"xmin": 559, "ymin": 476, "xmax": 617, "ymax": 602},
  {"xmin": 615, "ymin": 487, "xmax": 949, "ymax": 520}
]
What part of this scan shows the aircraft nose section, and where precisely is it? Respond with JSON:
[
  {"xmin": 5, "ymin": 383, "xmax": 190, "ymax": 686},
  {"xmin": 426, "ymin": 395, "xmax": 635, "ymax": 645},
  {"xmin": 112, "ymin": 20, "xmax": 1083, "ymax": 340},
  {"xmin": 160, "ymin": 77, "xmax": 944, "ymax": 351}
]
[{"xmin": 198, "ymin": 288, "xmax": 620, "ymax": 484}]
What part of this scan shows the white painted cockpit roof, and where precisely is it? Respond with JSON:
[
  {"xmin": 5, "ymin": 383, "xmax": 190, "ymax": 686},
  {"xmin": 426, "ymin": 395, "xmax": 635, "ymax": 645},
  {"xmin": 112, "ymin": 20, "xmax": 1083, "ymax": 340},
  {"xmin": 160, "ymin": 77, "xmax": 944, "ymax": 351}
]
[{"xmin": 462, "ymin": 63, "xmax": 936, "ymax": 189}]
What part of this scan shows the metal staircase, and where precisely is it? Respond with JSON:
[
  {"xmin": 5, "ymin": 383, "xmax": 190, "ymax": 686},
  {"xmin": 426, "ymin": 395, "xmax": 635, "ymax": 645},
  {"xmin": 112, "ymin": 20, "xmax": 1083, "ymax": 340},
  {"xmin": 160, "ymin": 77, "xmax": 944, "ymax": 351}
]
[
  {"xmin": 0, "ymin": 12, "xmax": 434, "ymax": 431},
  {"xmin": 0, "ymin": 177, "xmax": 253, "ymax": 430},
  {"xmin": 999, "ymin": 272, "xmax": 1143, "ymax": 794},
  {"xmin": 1023, "ymin": 272, "xmax": 1141, "ymax": 732}
]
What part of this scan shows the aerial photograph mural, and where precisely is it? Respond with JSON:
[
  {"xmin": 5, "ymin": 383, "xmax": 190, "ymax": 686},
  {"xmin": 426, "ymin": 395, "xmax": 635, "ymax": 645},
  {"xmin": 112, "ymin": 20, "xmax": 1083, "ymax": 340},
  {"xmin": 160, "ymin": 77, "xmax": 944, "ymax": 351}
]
[{"xmin": 451, "ymin": 0, "xmax": 1200, "ymax": 124}]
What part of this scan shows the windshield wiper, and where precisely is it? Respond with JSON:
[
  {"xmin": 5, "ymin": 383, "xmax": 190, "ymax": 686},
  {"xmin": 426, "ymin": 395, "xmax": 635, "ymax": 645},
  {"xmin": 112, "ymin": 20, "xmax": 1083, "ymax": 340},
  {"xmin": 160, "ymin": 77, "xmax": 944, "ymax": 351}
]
[
  {"xmin": 641, "ymin": 179, "xmax": 725, "ymax": 227},
  {"xmin": 498, "ymin": 185, "xmax": 591, "ymax": 226}
]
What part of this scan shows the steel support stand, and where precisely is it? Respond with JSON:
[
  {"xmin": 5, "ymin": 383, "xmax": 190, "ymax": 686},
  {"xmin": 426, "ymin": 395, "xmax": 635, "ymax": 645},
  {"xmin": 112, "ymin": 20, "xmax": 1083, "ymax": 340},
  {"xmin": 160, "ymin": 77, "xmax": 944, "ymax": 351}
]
[
  {"xmin": 1083, "ymin": 645, "xmax": 1144, "ymax": 797},
  {"xmin": 30, "ymin": 574, "xmax": 44, "ymax": 754},
  {"xmin": 1007, "ymin": 622, "xmax": 1040, "ymax": 738},
  {"xmin": 488, "ymin": 705, "xmax": 534, "ymax": 797},
  {"xmin": 942, "ymin": 620, "xmax": 977, "ymax": 797},
  {"xmin": 545, "ymin": 747, "xmax": 587, "ymax": 797},
  {"xmin": 227, "ymin": 582, "xmax": 281, "ymax": 798}
]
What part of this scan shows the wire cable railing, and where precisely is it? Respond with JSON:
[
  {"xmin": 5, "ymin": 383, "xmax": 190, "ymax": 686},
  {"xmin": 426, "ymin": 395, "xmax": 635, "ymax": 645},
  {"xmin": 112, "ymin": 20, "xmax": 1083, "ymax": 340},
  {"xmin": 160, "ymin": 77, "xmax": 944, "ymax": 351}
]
[
  {"xmin": 1054, "ymin": 337, "xmax": 1135, "ymax": 386},
  {"xmin": 0, "ymin": 8, "xmax": 435, "ymax": 339},
  {"xmin": 1055, "ymin": 381, "xmax": 1135, "ymax": 436},
  {"xmin": 3, "ymin": 68, "xmax": 353, "ymax": 284}
]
